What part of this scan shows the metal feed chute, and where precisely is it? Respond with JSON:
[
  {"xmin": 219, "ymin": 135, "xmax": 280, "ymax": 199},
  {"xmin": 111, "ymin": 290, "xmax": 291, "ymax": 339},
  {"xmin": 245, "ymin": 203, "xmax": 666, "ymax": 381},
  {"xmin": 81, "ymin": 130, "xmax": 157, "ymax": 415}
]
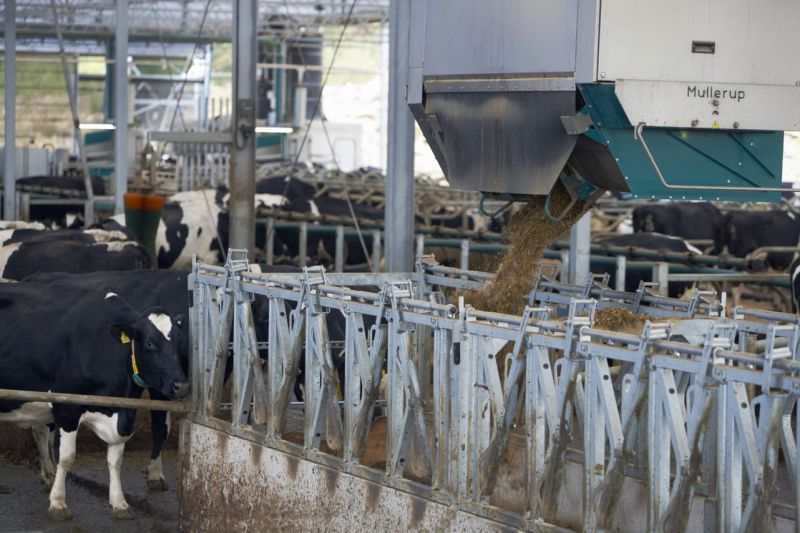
[{"xmin": 407, "ymin": 0, "xmax": 799, "ymax": 203}]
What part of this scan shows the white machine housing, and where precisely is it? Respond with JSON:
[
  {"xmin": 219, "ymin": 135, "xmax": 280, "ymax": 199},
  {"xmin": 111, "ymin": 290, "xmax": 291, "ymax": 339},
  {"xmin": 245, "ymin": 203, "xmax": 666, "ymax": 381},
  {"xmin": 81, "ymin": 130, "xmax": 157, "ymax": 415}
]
[{"xmin": 407, "ymin": 0, "xmax": 800, "ymax": 196}]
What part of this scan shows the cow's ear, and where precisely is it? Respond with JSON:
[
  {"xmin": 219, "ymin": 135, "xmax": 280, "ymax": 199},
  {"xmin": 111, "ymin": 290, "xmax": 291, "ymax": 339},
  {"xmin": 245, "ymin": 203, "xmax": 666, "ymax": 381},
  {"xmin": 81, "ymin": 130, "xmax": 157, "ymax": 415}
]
[{"xmin": 110, "ymin": 324, "xmax": 136, "ymax": 345}]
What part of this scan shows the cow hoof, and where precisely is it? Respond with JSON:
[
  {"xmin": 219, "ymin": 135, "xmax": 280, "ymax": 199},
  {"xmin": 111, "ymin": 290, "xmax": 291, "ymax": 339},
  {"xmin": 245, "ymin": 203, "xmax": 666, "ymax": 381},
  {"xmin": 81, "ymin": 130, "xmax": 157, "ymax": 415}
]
[
  {"xmin": 48, "ymin": 506, "xmax": 73, "ymax": 521},
  {"xmin": 113, "ymin": 507, "xmax": 137, "ymax": 520},
  {"xmin": 147, "ymin": 477, "xmax": 169, "ymax": 492}
]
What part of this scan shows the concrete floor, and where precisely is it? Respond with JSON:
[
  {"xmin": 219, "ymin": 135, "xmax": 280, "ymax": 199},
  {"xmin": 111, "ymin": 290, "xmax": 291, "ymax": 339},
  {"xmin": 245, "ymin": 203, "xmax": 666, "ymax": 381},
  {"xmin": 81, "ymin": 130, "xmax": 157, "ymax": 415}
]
[{"xmin": 0, "ymin": 450, "xmax": 179, "ymax": 533}]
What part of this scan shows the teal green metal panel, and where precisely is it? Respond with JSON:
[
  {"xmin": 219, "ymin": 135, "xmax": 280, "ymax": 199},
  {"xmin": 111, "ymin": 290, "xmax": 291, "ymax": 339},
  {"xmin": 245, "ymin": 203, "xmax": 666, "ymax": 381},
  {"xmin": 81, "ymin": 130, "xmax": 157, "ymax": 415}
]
[
  {"xmin": 84, "ymin": 130, "xmax": 114, "ymax": 145},
  {"xmin": 577, "ymin": 83, "xmax": 783, "ymax": 202},
  {"xmin": 256, "ymin": 133, "xmax": 282, "ymax": 148},
  {"xmin": 90, "ymin": 166, "xmax": 113, "ymax": 177}
]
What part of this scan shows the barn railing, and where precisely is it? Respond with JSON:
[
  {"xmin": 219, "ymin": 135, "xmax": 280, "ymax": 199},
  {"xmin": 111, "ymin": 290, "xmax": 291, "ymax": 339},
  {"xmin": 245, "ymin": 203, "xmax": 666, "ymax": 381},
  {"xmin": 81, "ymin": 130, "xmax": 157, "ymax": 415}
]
[
  {"xmin": 189, "ymin": 251, "xmax": 800, "ymax": 531},
  {"xmin": 252, "ymin": 212, "xmax": 792, "ymax": 304}
]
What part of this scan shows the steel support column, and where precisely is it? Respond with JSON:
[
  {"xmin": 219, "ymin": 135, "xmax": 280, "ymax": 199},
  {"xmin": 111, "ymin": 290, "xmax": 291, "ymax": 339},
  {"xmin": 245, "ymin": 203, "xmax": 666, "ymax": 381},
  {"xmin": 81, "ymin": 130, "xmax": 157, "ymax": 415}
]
[
  {"xmin": 103, "ymin": 42, "xmax": 113, "ymax": 121},
  {"xmin": 50, "ymin": 0, "xmax": 94, "ymax": 224},
  {"xmin": 385, "ymin": 0, "xmax": 414, "ymax": 272},
  {"xmin": 229, "ymin": 0, "xmax": 257, "ymax": 253},
  {"xmin": 569, "ymin": 211, "xmax": 591, "ymax": 284},
  {"xmin": 113, "ymin": 0, "xmax": 129, "ymax": 214},
  {"xmin": 3, "ymin": 0, "xmax": 16, "ymax": 220}
]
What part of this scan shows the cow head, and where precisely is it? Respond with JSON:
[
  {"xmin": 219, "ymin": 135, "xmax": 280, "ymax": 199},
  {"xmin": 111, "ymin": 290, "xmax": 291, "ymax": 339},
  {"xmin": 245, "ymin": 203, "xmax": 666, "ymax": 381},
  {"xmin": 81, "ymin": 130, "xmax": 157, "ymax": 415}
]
[{"xmin": 111, "ymin": 307, "xmax": 189, "ymax": 399}]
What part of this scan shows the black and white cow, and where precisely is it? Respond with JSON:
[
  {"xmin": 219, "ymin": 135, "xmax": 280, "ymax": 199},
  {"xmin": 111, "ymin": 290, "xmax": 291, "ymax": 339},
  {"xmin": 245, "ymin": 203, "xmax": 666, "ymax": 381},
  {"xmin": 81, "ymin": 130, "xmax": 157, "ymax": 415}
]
[
  {"xmin": 276, "ymin": 196, "xmax": 378, "ymax": 266},
  {"xmin": 0, "ymin": 282, "xmax": 188, "ymax": 520},
  {"xmin": 791, "ymin": 257, "xmax": 800, "ymax": 313},
  {"xmin": 713, "ymin": 209, "xmax": 800, "ymax": 271},
  {"xmin": 632, "ymin": 202, "xmax": 721, "ymax": 241},
  {"xmin": 112, "ymin": 189, "xmax": 287, "ymax": 270},
  {"xmin": 25, "ymin": 270, "xmax": 190, "ymax": 490},
  {"xmin": 149, "ymin": 189, "xmax": 224, "ymax": 270},
  {"xmin": 417, "ymin": 206, "xmax": 506, "ymax": 234},
  {"xmin": 24, "ymin": 266, "xmax": 300, "ymax": 489},
  {"xmin": 255, "ymin": 175, "xmax": 317, "ymax": 201},
  {"xmin": 0, "ymin": 236, "xmax": 149, "ymax": 280},
  {"xmin": 1, "ymin": 226, "xmax": 132, "ymax": 246},
  {"xmin": 0, "ymin": 220, "xmax": 47, "ymax": 231},
  {"xmin": 594, "ymin": 233, "xmax": 702, "ymax": 298},
  {"xmin": 88, "ymin": 218, "xmax": 138, "ymax": 241},
  {"xmin": 109, "ymin": 183, "xmax": 379, "ymax": 270}
]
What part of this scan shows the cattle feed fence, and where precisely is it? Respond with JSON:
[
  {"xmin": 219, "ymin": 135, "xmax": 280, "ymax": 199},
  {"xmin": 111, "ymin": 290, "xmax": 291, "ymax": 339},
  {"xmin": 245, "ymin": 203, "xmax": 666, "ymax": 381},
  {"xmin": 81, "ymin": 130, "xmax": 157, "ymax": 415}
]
[
  {"xmin": 185, "ymin": 251, "xmax": 800, "ymax": 531},
  {"xmin": 255, "ymin": 212, "xmax": 794, "ymax": 301}
]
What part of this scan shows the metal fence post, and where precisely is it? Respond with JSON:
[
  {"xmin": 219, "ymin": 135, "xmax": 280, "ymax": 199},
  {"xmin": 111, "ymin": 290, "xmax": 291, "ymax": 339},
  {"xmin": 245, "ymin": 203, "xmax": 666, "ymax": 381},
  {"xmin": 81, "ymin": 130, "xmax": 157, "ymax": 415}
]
[
  {"xmin": 416, "ymin": 234, "xmax": 425, "ymax": 260},
  {"xmin": 265, "ymin": 217, "xmax": 275, "ymax": 265},
  {"xmin": 372, "ymin": 230, "xmax": 382, "ymax": 272},
  {"xmin": 653, "ymin": 262, "xmax": 669, "ymax": 296},
  {"xmin": 335, "ymin": 225, "xmax": 345, "ymax": 273},
  {"xmin": 460, "ymin": 239, "xmax": 470, "ymax": 271},
  {"xmin": 299, "ymin": 222, "xmax": 308, "ymax": 267},
  {"xmin": 616, "ymin": 255, "xmax": 627, "ymax": 292}
]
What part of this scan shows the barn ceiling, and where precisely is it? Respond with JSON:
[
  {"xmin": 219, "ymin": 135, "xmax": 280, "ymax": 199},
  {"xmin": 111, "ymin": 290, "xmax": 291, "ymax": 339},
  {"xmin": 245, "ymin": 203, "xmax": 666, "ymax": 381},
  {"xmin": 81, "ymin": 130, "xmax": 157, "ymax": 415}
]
[{"xmin": 1, "ymin": 1, "xmax": 389, "ymax": 46}]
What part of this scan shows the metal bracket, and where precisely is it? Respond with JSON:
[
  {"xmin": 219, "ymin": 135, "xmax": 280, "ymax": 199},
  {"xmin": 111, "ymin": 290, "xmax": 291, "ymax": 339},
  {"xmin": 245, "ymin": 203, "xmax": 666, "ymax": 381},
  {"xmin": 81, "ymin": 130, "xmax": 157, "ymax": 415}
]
[{"xmin": 560, "ymin": 113, "xmax": 593, "ymax": 135}]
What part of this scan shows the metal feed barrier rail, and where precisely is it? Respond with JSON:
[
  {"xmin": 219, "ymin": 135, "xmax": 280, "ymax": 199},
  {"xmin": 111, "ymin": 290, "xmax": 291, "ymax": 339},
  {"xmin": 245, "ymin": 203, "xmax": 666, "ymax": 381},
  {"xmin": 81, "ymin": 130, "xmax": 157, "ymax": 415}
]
[
  {"xmin": 255, "ymin": 212, "xmax": 793, "ymax": 301},
  {"xmin": 186, "ymin": 251, "xmax": 800, "ymax": 531}
]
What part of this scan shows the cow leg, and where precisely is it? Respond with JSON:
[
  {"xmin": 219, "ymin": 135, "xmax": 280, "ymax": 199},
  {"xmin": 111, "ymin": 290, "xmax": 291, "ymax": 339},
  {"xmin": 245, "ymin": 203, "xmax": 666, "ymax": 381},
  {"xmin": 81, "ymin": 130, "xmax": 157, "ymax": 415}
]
[
  {"xmin": 48, "ymin": 424, "xmax": 56, "ymax": 463},
  {"xmin": 32, "ymin": 424, "xmax": 56, "ymax": 489},
  {"xmin": 48, "ymin": 428, "xmax": 77, "ymax": 521},
  {"xmin": 147, "ymin": 410, "xmax": 170, "ymax": 491},
  {"xmin": 107, "ymin": 442, "xmax": 135, "ymax": 519}
]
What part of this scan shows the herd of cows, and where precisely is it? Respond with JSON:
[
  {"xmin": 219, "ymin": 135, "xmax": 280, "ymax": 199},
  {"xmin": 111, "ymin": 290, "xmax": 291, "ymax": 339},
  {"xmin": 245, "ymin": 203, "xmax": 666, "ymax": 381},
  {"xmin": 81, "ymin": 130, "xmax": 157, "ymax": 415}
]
[{"xmin": 2, "ymin": 172, "xmax": 800, "ymax": 521}]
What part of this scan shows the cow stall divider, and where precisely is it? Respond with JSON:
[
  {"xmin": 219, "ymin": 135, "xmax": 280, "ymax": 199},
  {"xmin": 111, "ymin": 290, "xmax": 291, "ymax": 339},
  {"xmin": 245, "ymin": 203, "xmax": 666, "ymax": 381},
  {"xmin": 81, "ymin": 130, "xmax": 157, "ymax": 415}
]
[{"xmin": 183, "ymin": 250, "xmax": 800, "ymax": 531}]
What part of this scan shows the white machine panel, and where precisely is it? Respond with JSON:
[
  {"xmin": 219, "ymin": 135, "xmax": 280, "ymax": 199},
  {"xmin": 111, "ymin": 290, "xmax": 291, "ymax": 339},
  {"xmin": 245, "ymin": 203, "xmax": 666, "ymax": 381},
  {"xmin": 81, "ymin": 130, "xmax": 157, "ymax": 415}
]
[
  {"xmin": 598, "ymin": 0, "xmax": 800, "ymax": 86},
  {"xmin": 598, "ymin": 0, "xmax": 800, "ymax": 130},
  {"xmin": 0, "ymin": 147, "xmax": 50, "ymax": 179},
  {"xmin": 616, "ymin": 80, "xmax": 800, "ymax": 131}
]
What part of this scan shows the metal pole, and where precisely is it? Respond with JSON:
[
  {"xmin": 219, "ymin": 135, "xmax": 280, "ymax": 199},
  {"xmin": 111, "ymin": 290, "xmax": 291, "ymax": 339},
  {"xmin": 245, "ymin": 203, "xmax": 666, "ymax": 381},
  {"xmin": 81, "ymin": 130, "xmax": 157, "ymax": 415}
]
[
  {"xmin": 460, "ymin": 239, "xmax": 470, "ymax": 271},
  {"xmin": 385, "ymin": 0, "xmax": 414, "ymax": 272},
  {"xmin": 50, "ymin": 0, "xmax": 94, "ymax": 224},
  {"xmin": 229, "ymin": 0, "xmax": 257, "ymax": 253},
  {"xmin": 615, "ymin": 255, "xmax": 627, "ymax": 292},
  {"xmin": 372, "ymin": 230, "xmax": 382, "ymax": 272},
  {"xmin": 299, "ymin": 221, "xmax": 308, "ymax": 267},
  {"xmin": 335, "ymin": 225, "xmax": 344, "ymax": 273},
  {"xmin": 3, "ymin": 0, "xmax": 16, "ymax": 220},
  {"xmin": 200, "ymin": 44, "xmax": 212, "ymax": 127},
  {"xmin": 113, "ymin": 0, "xmax": 129, "ymax": 214},
  {"xmin": 560, "ymin": 249, "xmax": 570, "ymax": 283},
  {"xmin": 653, "ymin": 262, "xmax": 669, "ymax": 296},
  {"xmin": 569, "ymin": 211, "xmax": 591, "ymax": 284},
  {"xmin": 0, "ymin": 388, "xmax": 190, "ymax": 413},
  {"xmin": 265, "ymin": 217, "xmax": 275, "ymax": 265}
]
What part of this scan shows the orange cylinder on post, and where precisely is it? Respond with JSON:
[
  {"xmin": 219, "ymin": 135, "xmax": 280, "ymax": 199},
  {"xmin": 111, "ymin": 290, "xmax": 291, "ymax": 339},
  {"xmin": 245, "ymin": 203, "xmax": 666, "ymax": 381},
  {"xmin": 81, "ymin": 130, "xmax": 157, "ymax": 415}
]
[{"xmin": 124, "ymin": 193, "xmax": 165, "ymax": 268}]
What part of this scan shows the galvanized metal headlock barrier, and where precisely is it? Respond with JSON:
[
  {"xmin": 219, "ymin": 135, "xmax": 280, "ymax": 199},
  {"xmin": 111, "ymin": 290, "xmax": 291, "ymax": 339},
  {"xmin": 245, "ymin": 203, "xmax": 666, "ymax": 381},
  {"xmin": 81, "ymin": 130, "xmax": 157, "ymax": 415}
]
[{"xmin": 189, "ymin": 253, "xmax": 800, "ymax": 531}]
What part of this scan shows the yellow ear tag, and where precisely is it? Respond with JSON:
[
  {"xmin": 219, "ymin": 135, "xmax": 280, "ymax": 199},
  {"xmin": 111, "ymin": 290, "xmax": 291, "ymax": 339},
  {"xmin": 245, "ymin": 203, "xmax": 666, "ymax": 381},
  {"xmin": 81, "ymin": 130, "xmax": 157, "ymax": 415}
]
[{"xmin": 120, "ymin": 332, "xmax": 131, "ymax": 344}]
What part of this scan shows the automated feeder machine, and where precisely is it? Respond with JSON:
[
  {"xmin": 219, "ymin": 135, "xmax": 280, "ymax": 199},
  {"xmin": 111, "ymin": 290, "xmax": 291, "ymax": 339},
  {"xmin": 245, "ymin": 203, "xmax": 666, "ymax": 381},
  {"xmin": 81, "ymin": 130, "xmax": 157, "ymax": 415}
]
[{"xmin": 407, "ymin": 0, "xmax": 799, "ymax": 213}]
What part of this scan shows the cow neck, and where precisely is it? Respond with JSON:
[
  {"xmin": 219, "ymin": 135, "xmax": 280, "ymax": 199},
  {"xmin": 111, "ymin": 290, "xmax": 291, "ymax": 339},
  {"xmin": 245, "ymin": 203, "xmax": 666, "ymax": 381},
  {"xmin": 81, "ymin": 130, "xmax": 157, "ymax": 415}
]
[{"xmin": 128, "ymin": 338, "xmax": 149, "ymax": 389}]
